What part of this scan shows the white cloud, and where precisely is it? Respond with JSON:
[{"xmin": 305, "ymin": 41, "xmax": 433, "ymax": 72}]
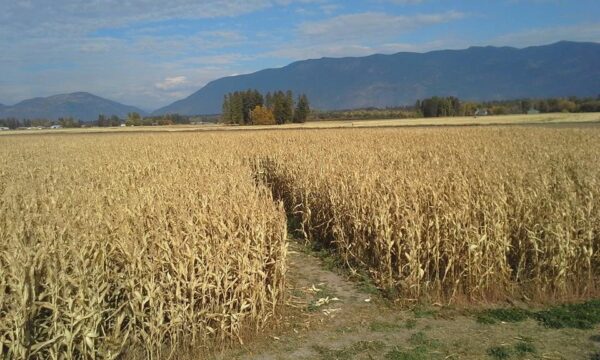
[{"xmin": 155, "ymin": 76, "xmax": 189, "ymax": 91}]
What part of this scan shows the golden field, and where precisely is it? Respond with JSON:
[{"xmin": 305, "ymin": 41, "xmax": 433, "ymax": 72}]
[
  {"xmin": 1, "ymin": 125, "xmax": 599, "ymax": 358},
  {"xmin": 0, "ymin": 134, "xmax": 287, "ymax": 359},
  {"xmin": 1, "ymin": 112, "xmax": 599, "ymax": 136},
  {"xmin": 256, "ymin": 127, "xmax": 600, "ymax": 302}
]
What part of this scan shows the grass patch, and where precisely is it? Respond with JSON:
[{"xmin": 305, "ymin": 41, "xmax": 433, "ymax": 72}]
[
  {"xmin": 335, "ymin": 326, "xmax": 355, "ymax": 334},
  {"xmin": 405, "ymin": 319, "xmax": 417, "ymax": 329},
  {"xmin": 309, "ymin": 246, "xmax": 342, "ymax": 271},
  {"xmin": 413, "ymin": 306, "xmax": 438, "ymax": 318},
  {"xmin": 315, "ymin": 284, "xmax": 337, "ymax": 299},
  {"xmin": 356, "ymin": 275, "xmax": 380, "ymax": 295},
  {"xmin": 514, "ymin": 341, "xmax": 536, "ymax": 356},
  {"xmin": 409, "ymin": 331, "xmax": 439, "ymax": 348},
  {"xmin": 487, "ymin": 345, "xmax": 511, "ymax": 359},
  {"xmin": 313, "ymin": 340, "xmax": 386, "ymax": 359},
  {"xmin": 486, "ymin": 338, "xmax": 536, "ymax": 359},
  {"xmin": 476, "ymin": 299, "xmax": 600, "ymax": 329},
  {"xmin": 307, "ymin": 302, "xmax": 320, "ymax": 312},
  {"xmin": 307, "ymin": 284, "xmax": 338, "ymax": 312},
  {"xmin": 385, "ymin": 346, "xmax": 430, "ymax": 360},
  {"xmin": 534, "ymin": 300, "xmax": 600, "ymax": 329},
  {"xmin": 370, "ymin": 321, "xmax": 402, "ymax": 332},
  {"xmin": 476, "ymin": 308, "xmax": 531, "ymax": 324},
  {"xmin": 385, "ymin": 331, "xmax": 441, "ymax": 360}
]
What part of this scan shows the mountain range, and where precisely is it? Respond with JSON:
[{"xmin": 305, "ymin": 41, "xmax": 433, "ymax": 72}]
[
  {"xmin": 1, "ymin": 41, "xmax": 599, "ymax": 120},
  {"xmin": 0, "ymin": 92, "xmax": 145, "ymax": 122},
  {"xmin": 153, "ymin": 41, "xmax": 600, "ymax": 115}
]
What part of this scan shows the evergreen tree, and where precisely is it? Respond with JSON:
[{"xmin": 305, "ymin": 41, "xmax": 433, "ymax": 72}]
[
  {"xmin": 110, "ymin": 115, "xmax": 121, "ymax": 126},
  {"xmin": 293, "ymin": 94, "xmax": 310, "ymax": 123},
  {"xmin": 126, "ymin": 112, "xmax": 142, "ymax": 126},
  {"xmin": 272, "ymin": 91, "xmax": 293, "ymax": 124},
  {"xmin": 97, "ymin": 114, "xmax": 107, "ymax": 127},
  {"xmin": 449, "ymin": 96, "xmax": 461, "ymax": 116},
  {"xmin": 231, "ymin": 92, "xmax": 244, "ymax": 124},
  {"xmin": 221, "ymin": 89, "xmax": 309, "ymax": 125},
  {"xmin": 222, "ymin": 94, "xmax": 231, "ymax": 123},
  {"xmin": 265, "ymin": 92, "xmax": 273, "ymax": 109}
]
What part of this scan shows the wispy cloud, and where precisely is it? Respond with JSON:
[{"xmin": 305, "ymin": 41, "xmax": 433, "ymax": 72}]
[
  {"xmin": 261, "ymin": 11, "xmax": 466, "ymax": 59},
  {"xmin": 298, "ymin": 11, "xmax": 466, "ymax": 42},
  {"xmin": 490, "ymin": 22, "xmax": 600, "ymax": 46},
  {"xmin": 1, "ymin": 1, "xmax": 274, "ymax": 39}
]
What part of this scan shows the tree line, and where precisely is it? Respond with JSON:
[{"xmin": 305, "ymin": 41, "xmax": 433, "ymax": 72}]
[
  {"xmin": 0, "ymin": 113, "xmax": 197, "ymax": 129},
  {"xmin": 311, "ymin": 107, "xmax": 418, "ymax": 121},
  {"xmin": 417, "ymin": 95, "xmax": 600, "ymax": 118},
  {"xmin": 221, "ymin": 89, "xmax": 309, "ymax": 125},
  {"xmin": 2, "ymin": 94, "xmax": 599, "ymax": 129},
  {"xmin": 0, "ymin": 117, "xmax": 83, "ymax": 129},
  {"xmin": 100, "ymin": 112, "xmax": 193, "ymax": 126},
  {"xmin": 120, "ymin": 113, "xmax": 191, "ymax": 126}
]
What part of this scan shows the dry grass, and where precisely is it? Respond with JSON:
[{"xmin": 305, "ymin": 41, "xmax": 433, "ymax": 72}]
[
  {"xmin": 0, "ymin": 134, "xmax": 287, "ymax": 358},
  {"xmin": 1, "ymin": 112, "xmax": 598, "ymax": 136}
]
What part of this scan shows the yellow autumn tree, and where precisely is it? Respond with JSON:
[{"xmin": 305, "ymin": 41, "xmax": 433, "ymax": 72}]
[{"xmin": 250, "ymin": 105, "xmax": 276, "ymax": 125}]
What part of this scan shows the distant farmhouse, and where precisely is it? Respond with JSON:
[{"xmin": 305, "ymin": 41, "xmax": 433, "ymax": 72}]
[
  {"xmin": 527, "ymin": 108, "xmax": 540, "ymax": 115},
  {"xmin": 50, "ymin": 124, "xmax": 63, "ymax": 129},
  {"xmin": 474, "ymin": 108, "xmax": 489, "ymax": 116}
]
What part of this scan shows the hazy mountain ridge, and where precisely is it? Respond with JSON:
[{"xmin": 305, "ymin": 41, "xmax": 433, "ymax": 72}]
[
  {"xmin": 0, "ymin": 92, "xmax": 146, "ymax": 121},
  {"xmin": 153, "ymin": 41, "xmax": 600, "ymax": 116}
]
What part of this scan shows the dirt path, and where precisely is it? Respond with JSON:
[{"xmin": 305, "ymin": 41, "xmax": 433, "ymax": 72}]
[{"xmin": 213, "ymin": 242, "xmax": 599, "ymax": 360}]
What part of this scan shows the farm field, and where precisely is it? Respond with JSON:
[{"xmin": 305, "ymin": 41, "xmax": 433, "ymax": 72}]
[
  {"xmin": 1, "ymin": 112, "xmax": 599, "ymax": 136},
  {"xmin": 1, "ymin": 125, "xmax": 600, "ymax": 359}
]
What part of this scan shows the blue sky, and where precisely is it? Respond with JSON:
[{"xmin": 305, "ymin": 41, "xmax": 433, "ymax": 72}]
[{"xmin": 1, "ymin": 0, "xmax": 599, "ymax": 110}]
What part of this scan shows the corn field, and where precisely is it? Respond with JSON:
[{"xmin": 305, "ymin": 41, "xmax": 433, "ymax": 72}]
[
  {"xmin": 254, "ymin": 127, "xmax": 600, "ymax": 302},
  {"xmin": 1, "ymin": 126, "xmax": 599, "ymax": 358},
  {"xmin": 0, "ymin": 134, "xmax": 287, "ymax": 359}
]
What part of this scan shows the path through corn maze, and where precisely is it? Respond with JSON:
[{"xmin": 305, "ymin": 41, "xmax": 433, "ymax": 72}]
[{"xmin": 212, "ymin": 242, "xmax": 600, "ymax": 360}]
